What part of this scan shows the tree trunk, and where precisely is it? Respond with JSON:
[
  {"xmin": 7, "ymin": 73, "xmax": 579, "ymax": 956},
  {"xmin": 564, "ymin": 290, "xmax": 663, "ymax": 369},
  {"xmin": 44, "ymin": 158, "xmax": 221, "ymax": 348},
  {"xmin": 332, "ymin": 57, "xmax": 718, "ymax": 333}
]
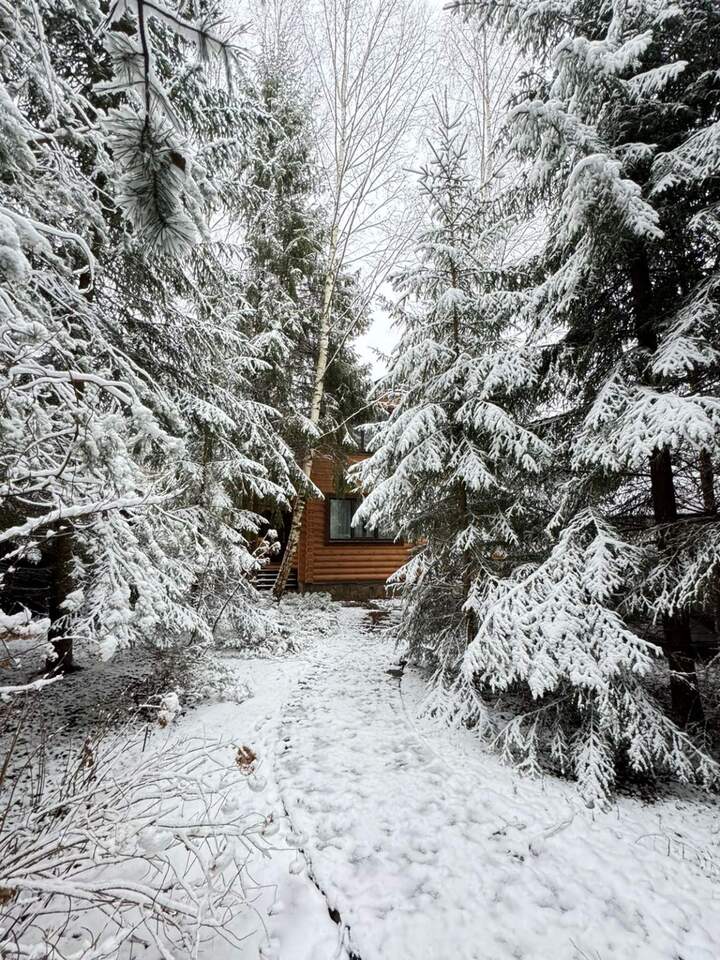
[
  {"xmin": 699, "ymin": 448, "xmax": 720, "ymax": 635},
  {"xmin": 449, "ymin": 266, "xmax": 475, "ymax": 646},
  {"xmin": 43, "ymin": 243, "xmax": 96, "ymax": 671},
  {"xmin": 272, "ymin": 476, "xmax": 310, "ymax": 600},
  {"xmin": 650, "ymin": 448, "xmax": 703, "ymax": 725},
  {"xmin": 46, "ymin": 531, "xmax": 75, "ymax": 674},
  {"xmin": 700, "ymin": 448, "xmax": 717, "ymax": 515},
  {"xmin": 630, "ymin": 248, "xmax": 703, "ymax": 726},
  {"xmin": 273, "ymin": 231, "xmax": 337, "ymax": 600}
]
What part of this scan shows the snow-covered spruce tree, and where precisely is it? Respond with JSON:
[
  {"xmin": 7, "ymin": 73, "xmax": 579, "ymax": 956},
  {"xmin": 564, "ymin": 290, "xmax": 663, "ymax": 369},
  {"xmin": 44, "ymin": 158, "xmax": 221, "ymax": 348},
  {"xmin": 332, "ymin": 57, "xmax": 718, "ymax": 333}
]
[
  {"xmin": 101, "ymin": 4, "xmax": 304, "ymax": 641},
  {"xmin": 0, "ymin": 0, "xmax": 294, "ymax": 667},
  {"xmin": 239, "ymin": 19, "xmax": 373, "ymax": 563},
  {"xmin": 241, "ymin": 42, "xmax": 372, "ymax": 437},
  {"xmin": 356, "ymin": 100, "xmax": 547, "ymax": 681},
  {"xmin": 439, "ymin": 0, "xmax": 720, "ymax": 800},
  {"xmin": 107, "ymin": 245, "xmax": 301, "ymax": 646},
  {"xmin": 240, "ymin": 78, "xmax": 371, "ymax": 435},
  {"xmin": 1, "ymin": 0, "xmax": 181, "ymax": 667},
  {"xmin": 239, "ymin": 42, "xmax": 324, "ymax": 434}
]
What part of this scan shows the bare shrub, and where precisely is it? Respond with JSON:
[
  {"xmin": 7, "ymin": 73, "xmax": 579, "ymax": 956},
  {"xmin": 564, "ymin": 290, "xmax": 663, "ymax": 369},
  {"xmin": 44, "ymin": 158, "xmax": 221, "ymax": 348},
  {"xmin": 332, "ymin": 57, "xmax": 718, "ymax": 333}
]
[{"xmin": 0, "ymin": 722, "xmax": 273, "ymax": 959}]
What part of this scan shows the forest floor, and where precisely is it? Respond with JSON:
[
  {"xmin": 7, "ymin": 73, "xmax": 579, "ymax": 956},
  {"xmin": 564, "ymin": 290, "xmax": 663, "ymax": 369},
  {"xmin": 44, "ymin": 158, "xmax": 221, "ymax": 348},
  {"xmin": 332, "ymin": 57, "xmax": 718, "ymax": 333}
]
[{"xmin": 3, "ymin": 596, "xmax": 720, "ymax": 960}]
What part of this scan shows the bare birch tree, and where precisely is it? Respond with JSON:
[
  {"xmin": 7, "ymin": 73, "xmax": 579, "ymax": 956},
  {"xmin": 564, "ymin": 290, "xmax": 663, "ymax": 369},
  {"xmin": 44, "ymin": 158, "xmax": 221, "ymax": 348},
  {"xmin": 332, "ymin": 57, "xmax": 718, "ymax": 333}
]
[
  {"xmin": 440, "ymin": 14, "xmax": 522, "ymax": 183},
  {"xmin": 273, "ymin": 0, "xmax": 432, "ymax": 597},
  {"xmin": 438, "ymin": 13, "xmax": 542, "ymax": 275}
]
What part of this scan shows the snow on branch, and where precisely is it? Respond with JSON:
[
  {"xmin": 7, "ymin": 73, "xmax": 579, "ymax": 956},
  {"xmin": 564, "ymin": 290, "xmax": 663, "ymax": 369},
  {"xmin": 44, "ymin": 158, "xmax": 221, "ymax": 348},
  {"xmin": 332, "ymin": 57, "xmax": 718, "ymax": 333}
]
[
  {"xmin": 457, "ymin": 512, "xmax": 719, "ymax": 805},
  {"xmin": 0, "ymin": 494, "xmax": 173, "ymax": 546},
  {"xmin": 0, "ymin": 728, "xmax": 274, "ymax": 959}
]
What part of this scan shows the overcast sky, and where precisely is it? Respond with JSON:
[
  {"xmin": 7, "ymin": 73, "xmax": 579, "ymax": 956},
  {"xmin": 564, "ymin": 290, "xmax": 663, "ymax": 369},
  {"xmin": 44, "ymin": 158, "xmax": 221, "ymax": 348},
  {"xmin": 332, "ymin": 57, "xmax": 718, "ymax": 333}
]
[{"xmin": 356, "ymin": 306, "xmax": 399, "ymax": 377}]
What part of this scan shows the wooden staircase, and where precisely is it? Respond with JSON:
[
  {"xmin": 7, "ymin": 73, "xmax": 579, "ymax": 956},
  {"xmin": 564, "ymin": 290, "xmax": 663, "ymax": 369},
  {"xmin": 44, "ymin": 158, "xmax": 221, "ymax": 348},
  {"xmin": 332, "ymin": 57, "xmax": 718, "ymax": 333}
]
[{"xmin": 254, "ymin": 563, "xmax": 298, "ymax": 592}]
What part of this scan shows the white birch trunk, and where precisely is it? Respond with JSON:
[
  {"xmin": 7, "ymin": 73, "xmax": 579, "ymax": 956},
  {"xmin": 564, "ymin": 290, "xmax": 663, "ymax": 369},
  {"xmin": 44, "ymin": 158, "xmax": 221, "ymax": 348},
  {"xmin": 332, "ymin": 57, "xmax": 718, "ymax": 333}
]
[{"xmin": 272, "ymin": 234, "xmax": 337, "ymax": 599}]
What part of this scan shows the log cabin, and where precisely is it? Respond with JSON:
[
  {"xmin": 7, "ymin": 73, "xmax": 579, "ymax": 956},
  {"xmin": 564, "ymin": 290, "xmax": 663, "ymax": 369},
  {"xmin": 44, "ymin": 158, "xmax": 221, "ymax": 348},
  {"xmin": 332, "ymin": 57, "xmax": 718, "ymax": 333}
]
[{"xmin": 260, "ymin": 452, "xmax": 410, "ymax": 600}]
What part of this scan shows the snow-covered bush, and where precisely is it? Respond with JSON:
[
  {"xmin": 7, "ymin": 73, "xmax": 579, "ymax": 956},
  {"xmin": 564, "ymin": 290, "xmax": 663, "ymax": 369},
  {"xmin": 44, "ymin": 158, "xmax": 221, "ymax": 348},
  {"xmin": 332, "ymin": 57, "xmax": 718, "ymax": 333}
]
[
  {"xmin": 0, "ymin": 726, "xmax": 273, "ymax": 959},
  {"xmin": 140, "ymin": 646, "xmax": 254, "ymax": 707},
  {"xmin": 248, "ymin": 591, "xmax": 340, "ymax": 654},
  {"xmin": 0, "ymin": 608, "xmax": 55, "ymax": 696}
]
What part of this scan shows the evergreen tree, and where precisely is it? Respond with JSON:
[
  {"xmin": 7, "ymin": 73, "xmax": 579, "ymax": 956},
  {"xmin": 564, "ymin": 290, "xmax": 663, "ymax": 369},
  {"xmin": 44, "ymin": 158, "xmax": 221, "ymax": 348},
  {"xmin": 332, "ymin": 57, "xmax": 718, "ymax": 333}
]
[
  {"xmin": 239, "ymin": 44, "xmax": 325, "ymax": 443},
  {"xmin": 428, "ymin": 0, "xmax": 720, "ymax": 801},
  {"xmin": 0, "ymin": 0, "xmax": 296, "ymax": 667},
  {"xmin": 356, "ymin": 101, "xmax": 546, "ymax": 683}
]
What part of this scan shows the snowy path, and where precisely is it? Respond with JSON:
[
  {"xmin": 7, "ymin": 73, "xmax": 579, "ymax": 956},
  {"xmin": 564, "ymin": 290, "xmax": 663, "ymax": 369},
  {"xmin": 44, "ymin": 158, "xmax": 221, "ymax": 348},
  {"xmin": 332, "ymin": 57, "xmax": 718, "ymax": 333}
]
[
  {"xmin": 180, "ymin": 646, "xmax": 344, "ymax": 960},
  {"xmin": 273, "ymin": 604, "xmax": 720, "ymax": 960}
]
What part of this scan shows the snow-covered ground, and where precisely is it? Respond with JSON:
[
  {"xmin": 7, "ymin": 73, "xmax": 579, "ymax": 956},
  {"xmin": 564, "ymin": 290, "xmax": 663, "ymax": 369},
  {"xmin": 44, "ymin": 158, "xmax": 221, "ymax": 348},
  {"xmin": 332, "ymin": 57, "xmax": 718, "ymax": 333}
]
[
  {"xmin": 270, "ymin": 601, "xmax": 720, "ymax": 960},
  {"xmin": 172, "ymin": 620, "xmax": 344, "ymax": 960},
  {"xmin": 3, "ymin": 596, "xmax": 719, "ymax": 960}
]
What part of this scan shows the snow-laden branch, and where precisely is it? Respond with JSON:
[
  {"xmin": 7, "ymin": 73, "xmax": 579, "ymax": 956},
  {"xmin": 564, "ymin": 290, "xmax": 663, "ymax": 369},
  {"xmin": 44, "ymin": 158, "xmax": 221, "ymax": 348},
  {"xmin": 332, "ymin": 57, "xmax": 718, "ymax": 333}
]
[
  {"xmin": 0, "ymin": 494, "xmax": 174, "ymax": 544},
  {"xmin": 0, "ymin": 677, "xmax": 61, "ymax": 697},
  {"xmin": 0, "ymin": 729, "xmax": 273, "ymax": 959}
]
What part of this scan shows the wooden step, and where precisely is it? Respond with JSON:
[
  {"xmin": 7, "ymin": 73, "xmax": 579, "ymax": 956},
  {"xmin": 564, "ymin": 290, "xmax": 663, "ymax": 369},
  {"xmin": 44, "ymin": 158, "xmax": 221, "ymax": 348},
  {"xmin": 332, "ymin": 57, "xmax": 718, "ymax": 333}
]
[{"xmin": 254, "ymin": 567, "xmax": 298, "ymax": 591}]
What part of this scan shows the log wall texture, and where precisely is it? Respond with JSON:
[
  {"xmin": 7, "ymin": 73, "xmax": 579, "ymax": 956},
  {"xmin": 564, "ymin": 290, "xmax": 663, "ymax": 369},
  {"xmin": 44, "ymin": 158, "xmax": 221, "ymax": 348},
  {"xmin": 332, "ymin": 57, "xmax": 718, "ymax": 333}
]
[{"xmin": 299, "ymin": 454, "xmax": 409, "ymax": 585}]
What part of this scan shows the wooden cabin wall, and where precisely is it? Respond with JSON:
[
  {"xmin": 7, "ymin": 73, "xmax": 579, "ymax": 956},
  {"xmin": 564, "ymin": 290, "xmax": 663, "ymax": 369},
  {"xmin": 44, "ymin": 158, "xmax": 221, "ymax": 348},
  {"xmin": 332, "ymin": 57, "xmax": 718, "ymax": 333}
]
[{"xmin": 298, "ymin": 455, "xmax": 409, "ymax": 586}]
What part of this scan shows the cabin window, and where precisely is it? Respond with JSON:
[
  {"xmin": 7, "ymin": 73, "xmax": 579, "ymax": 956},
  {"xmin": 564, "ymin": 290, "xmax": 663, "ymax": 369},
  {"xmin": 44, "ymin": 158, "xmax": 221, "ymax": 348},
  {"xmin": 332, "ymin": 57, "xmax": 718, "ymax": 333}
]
[{"xmin": 328, "ymin": 497, "xmax": 390, "ymax": 542}]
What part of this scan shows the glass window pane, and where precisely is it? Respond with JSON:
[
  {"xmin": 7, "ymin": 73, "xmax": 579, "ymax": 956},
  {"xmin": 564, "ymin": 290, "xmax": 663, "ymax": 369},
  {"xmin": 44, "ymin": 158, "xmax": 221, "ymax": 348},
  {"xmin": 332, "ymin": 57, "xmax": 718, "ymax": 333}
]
[{"xmin": 329, "ymin": 499, "xmax": 353, "ymax": 539}]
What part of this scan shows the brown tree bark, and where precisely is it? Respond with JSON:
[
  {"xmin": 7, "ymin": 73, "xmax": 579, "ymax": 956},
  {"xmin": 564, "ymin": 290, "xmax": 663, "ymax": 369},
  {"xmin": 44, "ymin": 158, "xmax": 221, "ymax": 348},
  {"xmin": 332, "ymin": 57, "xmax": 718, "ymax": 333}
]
[{"xmin": 630, "ymin": 249, "xmax": 703, "ymax": 725}]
